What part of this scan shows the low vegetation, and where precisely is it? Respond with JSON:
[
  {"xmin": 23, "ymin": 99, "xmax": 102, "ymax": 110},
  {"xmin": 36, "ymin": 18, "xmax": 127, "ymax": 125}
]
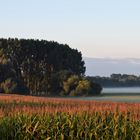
[{"xmin": 0, "ymin": 94, "xmax": 139, "ymax": 139}]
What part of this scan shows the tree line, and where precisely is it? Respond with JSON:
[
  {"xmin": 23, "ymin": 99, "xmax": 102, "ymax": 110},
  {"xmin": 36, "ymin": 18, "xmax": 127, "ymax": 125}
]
[
  {"xmin": 87, "ymin": 74, "xmax": 140, "ymax": 87},
  {"xmin": 0, "ymin": 38, "xmax": 102, "ymax": 96}
]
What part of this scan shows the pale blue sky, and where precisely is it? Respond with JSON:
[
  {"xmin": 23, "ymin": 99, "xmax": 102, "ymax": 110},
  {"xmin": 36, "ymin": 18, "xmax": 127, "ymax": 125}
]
[{"xmin": 0, "ymin": 0, "xmax": 140, "ymax": 58}]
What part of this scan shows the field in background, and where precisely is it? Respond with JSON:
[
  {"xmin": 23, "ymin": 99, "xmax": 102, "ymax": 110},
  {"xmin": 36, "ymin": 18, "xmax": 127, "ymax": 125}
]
[
  {"xmin": 76, "ymin": 95, "xmax": 140, "ymax": 103},
  {"xmin": 0, "ymin": 94, "xmax": 139, "ymax": 139}
]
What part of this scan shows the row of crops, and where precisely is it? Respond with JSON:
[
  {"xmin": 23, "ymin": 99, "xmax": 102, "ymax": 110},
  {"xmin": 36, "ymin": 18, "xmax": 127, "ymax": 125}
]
[{"xmin": 0, "ymin": 94, "xmax": 139, "ymax": 140}]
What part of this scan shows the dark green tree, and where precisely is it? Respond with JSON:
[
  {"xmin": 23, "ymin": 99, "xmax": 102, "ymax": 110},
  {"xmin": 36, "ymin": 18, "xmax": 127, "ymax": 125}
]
[{"xmin": 0, "ymin": 38, "xmax": 86, "ymax": 95}]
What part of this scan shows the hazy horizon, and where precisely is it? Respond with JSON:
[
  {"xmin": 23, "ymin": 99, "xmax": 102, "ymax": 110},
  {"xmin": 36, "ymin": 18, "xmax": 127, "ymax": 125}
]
[{"xmin": 84, "ymin": 57, "xmax": 140, "ymax": 76}]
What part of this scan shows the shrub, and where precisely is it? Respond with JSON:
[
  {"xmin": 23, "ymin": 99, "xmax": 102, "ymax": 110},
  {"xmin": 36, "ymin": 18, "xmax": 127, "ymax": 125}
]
[
  {"xmin": 13, "ymin": 82, "xmax": 30, "ymax": 95},
  {"xmin": 90, "ymin": 82, "xmax": 102, "ymax": 95},
  {"xmin": 62, "ymin": 75, "xmax": 102, "ymax": 96},
  {"xmin": 0, "ymin": 78, "xmax": 29, "ymax": 95},
  {"xmin": 75, "ymin": 79, "xmax": 91, "ymax": 96},
  {"xmin": 63, "ymin": 75, "xmax": 79, "ymax": 95},
  {"xmin": 0, "ymin": 78, "xmax": 17, "ymax": 93}
]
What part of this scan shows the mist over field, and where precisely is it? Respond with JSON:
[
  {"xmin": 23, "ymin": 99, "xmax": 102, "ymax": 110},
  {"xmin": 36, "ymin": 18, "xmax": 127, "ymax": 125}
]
[{"xmin": 84, "ymin": 57, "xmax": 140, "ymax": 76}]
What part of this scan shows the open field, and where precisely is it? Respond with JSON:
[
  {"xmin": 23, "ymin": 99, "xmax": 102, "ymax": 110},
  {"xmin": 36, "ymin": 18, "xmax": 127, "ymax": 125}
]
[
  {"xmin": 0, "ymin": 94, "xmax": 139, "ymax": 140},
  {"xmin": 76, "ymin": 94, "xmax": 140, "ymax": 103}
]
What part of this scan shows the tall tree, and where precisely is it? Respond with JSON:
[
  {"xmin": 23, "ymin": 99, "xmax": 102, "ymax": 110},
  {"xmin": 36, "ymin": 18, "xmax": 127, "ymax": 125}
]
[{"xmin": 0, "ymin": 38, "xmax": 85, "ymax": 95}]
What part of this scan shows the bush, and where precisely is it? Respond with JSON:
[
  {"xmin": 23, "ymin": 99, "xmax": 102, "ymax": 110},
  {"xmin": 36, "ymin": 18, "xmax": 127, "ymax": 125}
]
[
  {"xmin": 0, "ymin": 78, "xmax": 17, "ymax": 94},
  {"xmin": 69, "ymin": 90, "xmax": 77, "ymax": 96},
  {"xmin": 76, "ymin": 79, "xmax": 91, "ymax": 96},
  {"xmin": 63, "ymin": 75, "xmax": 79, "ymax": 96},
  {"xmin": 62, "ymin": 75, "xmax": 102, "ymax": 96},
  {"xmin": 90, "ymin": 82, "xmax": 102, "ymax": 95},
  {"xmin": 13, "ymin": 82, "xmax": 30, "ymax": 95},
  {"xmin": 0, "ymin": 78, "xmax": 29, "ymax": 95}
]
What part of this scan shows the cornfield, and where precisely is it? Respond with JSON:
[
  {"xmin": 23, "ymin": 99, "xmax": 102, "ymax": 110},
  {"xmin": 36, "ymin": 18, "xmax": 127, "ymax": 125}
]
[{"xmin": 0, "ymin": 94, "xmax": 139, "ymax": 140}]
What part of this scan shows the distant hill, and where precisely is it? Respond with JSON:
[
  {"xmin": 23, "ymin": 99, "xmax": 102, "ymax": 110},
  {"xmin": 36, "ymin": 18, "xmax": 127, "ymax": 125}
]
[{"xmin": 84, "ymin": 57, "xmax": 140, "ymax": 76}]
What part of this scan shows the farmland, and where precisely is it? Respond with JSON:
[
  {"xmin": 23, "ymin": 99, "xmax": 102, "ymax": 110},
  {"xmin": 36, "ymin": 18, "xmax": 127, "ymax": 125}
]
[{"xmin": 0, "ymin": 94, "xmax": 139, "ymax": 140}]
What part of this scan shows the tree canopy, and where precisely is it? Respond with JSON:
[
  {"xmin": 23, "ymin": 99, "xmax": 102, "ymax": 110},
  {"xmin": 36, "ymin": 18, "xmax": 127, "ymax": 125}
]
[
  {"xmin": 87, "ymin": 74, "xmax": 140, "ymax": 87},
  {"xmin": 0, "ymin": 38, "xmax": 102, "ymax": 96}
]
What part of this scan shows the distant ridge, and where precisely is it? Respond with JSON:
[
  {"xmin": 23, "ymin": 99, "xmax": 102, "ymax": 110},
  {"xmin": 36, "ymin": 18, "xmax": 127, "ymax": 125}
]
[{"xmin": 84, "ymin": 57, "xmax": 140, "ymax": 76}]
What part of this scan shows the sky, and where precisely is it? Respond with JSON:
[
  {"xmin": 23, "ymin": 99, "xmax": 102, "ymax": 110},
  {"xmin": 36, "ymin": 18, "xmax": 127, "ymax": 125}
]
[
  {"xmin": 84, "ymin": 57, "xmax": 140, "ymax": 76},
  {"xmin": 0, "ymin": 0, "xmax": 140, "ymax": 58}
]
